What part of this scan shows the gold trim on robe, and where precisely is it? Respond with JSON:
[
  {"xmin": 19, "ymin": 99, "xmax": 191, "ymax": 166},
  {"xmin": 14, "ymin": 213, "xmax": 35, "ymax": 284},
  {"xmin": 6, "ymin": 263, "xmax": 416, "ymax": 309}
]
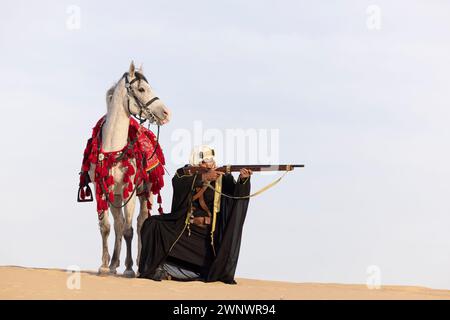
[{"xmin": 210, "ymin": 175, "xmax": 222, "ymax": 255}]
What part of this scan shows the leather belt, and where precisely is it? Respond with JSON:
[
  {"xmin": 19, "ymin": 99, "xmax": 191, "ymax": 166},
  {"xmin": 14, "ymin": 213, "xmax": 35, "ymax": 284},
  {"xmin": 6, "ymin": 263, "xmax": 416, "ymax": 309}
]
[
  {"xmin": 190, "ymin": 216, "xmax": 211, "ymax": 228},
  {"xmin": 190, "ymin": 184, "xmax": 212, "ymax": 228}
]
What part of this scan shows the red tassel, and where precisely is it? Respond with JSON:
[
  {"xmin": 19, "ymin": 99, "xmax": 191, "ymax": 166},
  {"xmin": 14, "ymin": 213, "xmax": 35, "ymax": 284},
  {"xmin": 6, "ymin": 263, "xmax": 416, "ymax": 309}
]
[
  {"xmin": 106, "ymin": 156, "xmax": 115, "ymax": 167},
  {"xmin": 127, "ymin": 183, "xmax": 133, "ymax": 192},
  {"xmin": 106, "ymin": 176, "xmax": 114, "ymax": 186},
  {"xmin": 101, "ymin": 180, "xmax": 108, "ymax": 192},
  {"xmin": 158, "ymin": 205, "xmax": 163, "ymax": 215},
  {"xmin": 85, "ymin": 187, "xmax": 91, "ymax": 197},
  {"xmin": 123, "ymin": 190, "xmax": 129, "ymax": 199},
  {"xmin": 96, "ymin": 184, "xmax": 102, "ymax": 195},
  {"xmin": 157, "ymin": 192, "xmax": 162, "ymax": 204},
  {"xmin": 100, "ymin": 200, "xmax": 108, "ymax": 211},
  {"xmin": 80, "ymin": 188, "xmax": 85, "ymax": 200}
]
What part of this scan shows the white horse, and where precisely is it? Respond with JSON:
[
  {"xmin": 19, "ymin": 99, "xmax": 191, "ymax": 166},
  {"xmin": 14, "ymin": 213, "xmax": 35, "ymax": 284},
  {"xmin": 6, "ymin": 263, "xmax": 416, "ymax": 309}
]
[{"xmin": 87, "ymin": 62, "xmax": 171, "ymax": 277}]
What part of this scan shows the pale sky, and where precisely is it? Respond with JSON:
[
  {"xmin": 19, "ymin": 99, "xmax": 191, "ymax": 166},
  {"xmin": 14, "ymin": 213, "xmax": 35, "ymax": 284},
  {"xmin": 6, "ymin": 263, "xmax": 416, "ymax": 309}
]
[{"xmin": 1, "ymin": 0, "xmax": 450, "ymax": 289}]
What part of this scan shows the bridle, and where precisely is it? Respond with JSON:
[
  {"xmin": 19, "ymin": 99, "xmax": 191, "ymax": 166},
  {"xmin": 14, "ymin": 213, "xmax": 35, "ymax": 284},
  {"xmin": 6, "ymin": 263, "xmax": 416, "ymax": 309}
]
[
  {"xmin": 123, "ymin": 71, "xmax": 162, "ymax": 165},
  {"xmin": 123, "ymin": 72, "xmax": 161, "ymax": 125}
]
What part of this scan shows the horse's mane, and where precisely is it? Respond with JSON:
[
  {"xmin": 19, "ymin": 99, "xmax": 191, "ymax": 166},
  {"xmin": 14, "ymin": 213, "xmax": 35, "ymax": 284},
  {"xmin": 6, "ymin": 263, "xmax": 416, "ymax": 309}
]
[{"xmin": 106, "ymin": 83, "xmax": 116, "ymax": 105}]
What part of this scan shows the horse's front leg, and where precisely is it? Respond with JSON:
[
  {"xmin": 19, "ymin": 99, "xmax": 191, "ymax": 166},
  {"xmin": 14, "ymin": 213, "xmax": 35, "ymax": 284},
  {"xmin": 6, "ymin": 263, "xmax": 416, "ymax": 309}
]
[
  {"xmin": 90, "ymin": 166, "xmax": 111, "ymax": 274},
  {"xmin": 98, "ymin": 210, "xmax": 111, "ymax": 274},
  {"xmin": 109, "ymin": 195, "xmax": 124, "ymax": 274},
  {"xmin": 137, "ymin": 183, "xmax": 153, "ymax": 267},
  {"xmin": 123, "ymin": 192, "xmax": 137, "ymax": 278},
  {"xmin": 137, "ymin": 188, "xmax": 153, "ymax": 269}
]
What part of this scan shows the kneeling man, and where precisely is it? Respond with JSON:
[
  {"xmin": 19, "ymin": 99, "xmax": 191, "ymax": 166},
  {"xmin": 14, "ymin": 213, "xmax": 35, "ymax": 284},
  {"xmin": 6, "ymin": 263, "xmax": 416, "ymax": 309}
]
[{"xmin": 138, "ymin": 145, "xmax": 252, "ymax": 284}]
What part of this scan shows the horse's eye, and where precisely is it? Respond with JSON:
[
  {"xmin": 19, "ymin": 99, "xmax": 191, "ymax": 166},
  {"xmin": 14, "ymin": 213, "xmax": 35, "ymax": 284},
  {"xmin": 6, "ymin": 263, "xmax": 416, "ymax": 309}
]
[{"xmin": 138, "ymin": 87, "xmax": 145, "ymax": 93}]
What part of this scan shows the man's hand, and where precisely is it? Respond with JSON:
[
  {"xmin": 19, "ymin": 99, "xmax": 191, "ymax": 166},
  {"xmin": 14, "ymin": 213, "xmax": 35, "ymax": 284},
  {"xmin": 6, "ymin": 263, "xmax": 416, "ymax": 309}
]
[
  {"xmin": 202, "ymin": 169, "xmax": 224, "ymax": 182},
  {"xmin": 239, "ymin": 168, "xmax": 253, "ymax": 179}
]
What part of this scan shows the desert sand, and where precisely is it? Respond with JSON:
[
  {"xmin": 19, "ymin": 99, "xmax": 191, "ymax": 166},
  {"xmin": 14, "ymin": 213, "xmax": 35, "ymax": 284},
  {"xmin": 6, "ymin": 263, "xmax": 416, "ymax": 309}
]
[{"xmin": 1, "ymin": 266, "xmax": 449, "ymax": 300}]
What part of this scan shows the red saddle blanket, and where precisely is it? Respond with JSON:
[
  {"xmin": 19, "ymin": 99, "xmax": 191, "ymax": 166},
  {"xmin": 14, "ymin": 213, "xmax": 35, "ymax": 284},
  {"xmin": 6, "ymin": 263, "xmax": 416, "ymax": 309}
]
[{"xmin": 80, "ymin": 115, "xmax": 165, "ymax": 215}]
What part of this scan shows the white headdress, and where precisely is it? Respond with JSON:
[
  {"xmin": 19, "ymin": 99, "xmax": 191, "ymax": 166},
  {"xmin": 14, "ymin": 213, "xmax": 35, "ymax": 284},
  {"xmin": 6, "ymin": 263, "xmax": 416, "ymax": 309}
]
[{"xmin": 189, "ymin": 145, "xmax": 216, "ymax": 165}]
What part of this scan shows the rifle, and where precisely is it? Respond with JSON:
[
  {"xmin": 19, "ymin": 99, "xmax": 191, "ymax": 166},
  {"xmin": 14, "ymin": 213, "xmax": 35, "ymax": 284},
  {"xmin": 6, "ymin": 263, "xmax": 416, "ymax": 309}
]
[{"xmin": 182, "ymin": 164, "xmax": 304, "ymax": 175}]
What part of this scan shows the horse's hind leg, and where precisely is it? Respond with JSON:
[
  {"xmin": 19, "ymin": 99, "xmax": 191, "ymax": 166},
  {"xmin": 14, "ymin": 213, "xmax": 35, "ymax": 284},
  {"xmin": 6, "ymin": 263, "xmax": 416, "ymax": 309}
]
[
  {"xmin": 123, "ymin": 194, "xmax": 137, "ymax": 278},
  {"xmin": 98, "ymin": 211, "xmax": 111, "ymax": 274},
  {"xmin": 109, "ymin": 195, "xmax": 124, "ymax": 274}
]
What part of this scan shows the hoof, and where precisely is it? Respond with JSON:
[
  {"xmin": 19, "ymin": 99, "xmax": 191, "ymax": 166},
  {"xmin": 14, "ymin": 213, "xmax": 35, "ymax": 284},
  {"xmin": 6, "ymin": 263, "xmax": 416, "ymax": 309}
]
[
  {"xmin": 123, "ymin": 269, "xmax": 136, "ymax": 278},
  {"xmin": 109, "ymin": 267, "xmax": 118, "ymax": 274},
  {"xmin": 98, "ymin": 266, "xmax": 110, "ymax": 275}
]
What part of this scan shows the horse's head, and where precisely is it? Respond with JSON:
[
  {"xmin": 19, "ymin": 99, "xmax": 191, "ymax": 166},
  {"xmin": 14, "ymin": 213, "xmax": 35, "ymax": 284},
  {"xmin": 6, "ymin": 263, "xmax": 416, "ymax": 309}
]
[{"xmin": 121, "ymin": 61, "xmax": 171, "ymax": 125}]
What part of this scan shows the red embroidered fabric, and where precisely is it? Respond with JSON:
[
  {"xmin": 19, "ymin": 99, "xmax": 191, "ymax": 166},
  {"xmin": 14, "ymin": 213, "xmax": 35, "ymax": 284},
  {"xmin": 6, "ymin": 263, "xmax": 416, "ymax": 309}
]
[{"xmin": 80, "ymin": 116, "xmax": 165, "ymax": 216}]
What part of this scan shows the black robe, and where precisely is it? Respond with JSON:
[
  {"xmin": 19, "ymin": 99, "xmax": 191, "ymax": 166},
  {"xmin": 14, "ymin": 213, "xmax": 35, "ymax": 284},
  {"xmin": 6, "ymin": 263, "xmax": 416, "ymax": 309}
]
[{"xmin": 138, "ymin": 166, "xmax": 251, "ymax": 284}]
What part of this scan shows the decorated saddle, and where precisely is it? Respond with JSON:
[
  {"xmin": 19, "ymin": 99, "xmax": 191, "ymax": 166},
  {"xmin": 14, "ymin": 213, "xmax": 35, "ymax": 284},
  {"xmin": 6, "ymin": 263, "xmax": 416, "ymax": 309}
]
[{"xmin": 78, "ymin": 116, "xmax": 165, "ymax": 216}]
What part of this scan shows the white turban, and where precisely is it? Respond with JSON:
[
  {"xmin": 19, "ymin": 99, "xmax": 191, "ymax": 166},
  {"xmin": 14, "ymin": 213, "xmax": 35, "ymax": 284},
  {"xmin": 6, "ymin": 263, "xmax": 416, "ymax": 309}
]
[{"xmin": 189, "ymin": 145, "xmax": 216, "ymax": 165}]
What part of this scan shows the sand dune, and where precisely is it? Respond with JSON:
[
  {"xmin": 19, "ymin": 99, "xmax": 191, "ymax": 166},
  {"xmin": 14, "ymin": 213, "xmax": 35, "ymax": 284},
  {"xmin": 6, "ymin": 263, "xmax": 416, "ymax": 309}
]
[{"xmin": 1, "ymin": 266, "xmax": 449, "ymax": 300}]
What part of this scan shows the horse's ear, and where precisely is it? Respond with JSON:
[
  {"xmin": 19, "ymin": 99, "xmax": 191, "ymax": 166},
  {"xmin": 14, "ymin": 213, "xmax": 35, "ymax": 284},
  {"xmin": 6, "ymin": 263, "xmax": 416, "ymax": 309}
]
[
  {"xmin": 138, "ymin": 63, "xmax": 143, "ymax": 73},
  {"xmin": 129, "ymin": 61, "xmax": 136, "ymax": 78}
]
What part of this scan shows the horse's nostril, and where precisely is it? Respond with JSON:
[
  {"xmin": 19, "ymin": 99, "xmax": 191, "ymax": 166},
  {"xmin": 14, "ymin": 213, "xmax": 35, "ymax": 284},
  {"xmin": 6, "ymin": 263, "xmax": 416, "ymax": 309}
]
[{"xmin": 163, "ymin": 110, "xmax": 169, "ymax": 116}]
